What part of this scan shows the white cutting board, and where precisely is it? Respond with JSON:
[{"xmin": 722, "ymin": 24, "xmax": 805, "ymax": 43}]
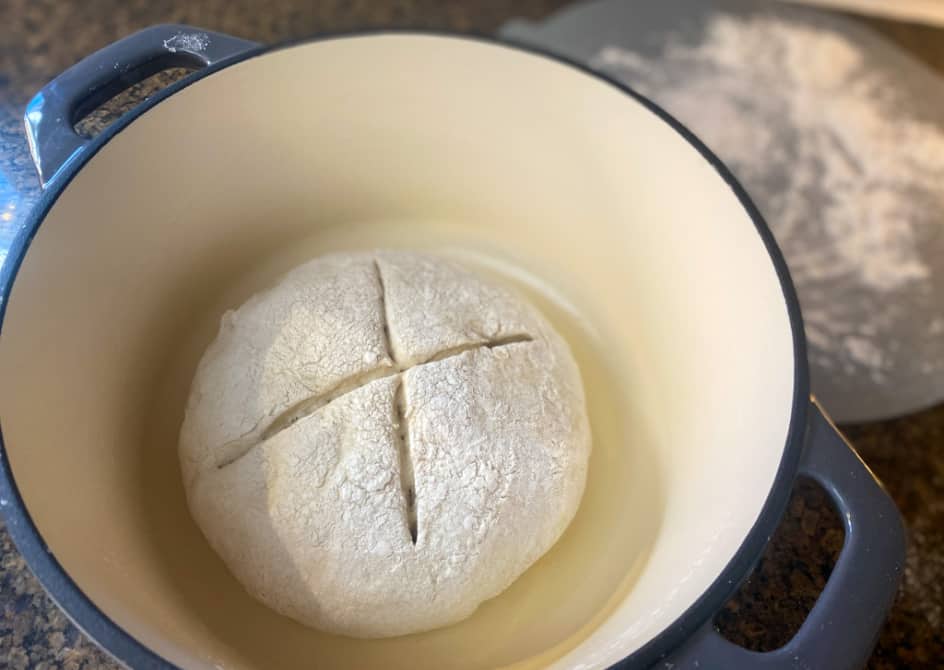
[{"xmin": 783, "ymin": 0, "xmax": 944, "ymax": 27}]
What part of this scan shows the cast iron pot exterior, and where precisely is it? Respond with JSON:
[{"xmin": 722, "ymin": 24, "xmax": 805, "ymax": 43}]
[{"xmin": 0, "ymin": 25, "xmax": 904, "ymax": 670}]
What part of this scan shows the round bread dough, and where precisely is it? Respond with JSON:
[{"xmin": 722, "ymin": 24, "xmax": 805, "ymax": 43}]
[{"xmin": 179, "ymin": 250, "xmax": 591, "ymax": 638}]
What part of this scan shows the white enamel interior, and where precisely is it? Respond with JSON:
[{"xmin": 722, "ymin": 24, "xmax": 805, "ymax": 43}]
[{"xmin": 0, "ymin": 35, "xmax": 796, "ymax": 669}]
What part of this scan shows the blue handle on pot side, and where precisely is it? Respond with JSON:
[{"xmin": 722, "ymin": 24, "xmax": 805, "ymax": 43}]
[
  {"xmin": 661, "ymin": 401, "xmax": 905, "ymax": 670},
  {"xmin": 23, "ymin": 24, "xmax": 260, "ymax": 188}
]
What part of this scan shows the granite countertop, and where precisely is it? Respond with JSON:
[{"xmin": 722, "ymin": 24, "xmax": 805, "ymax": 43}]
[{"xmin": 0, "ymin": 1, "xmax": 941, "ymax": 669}]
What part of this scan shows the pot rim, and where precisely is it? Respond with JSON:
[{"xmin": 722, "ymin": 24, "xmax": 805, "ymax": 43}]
[{"xmin": 0, "ymin": 28, "xmax": 810, "ymax": 670}]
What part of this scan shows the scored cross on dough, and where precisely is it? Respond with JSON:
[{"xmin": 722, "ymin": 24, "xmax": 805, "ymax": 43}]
[
  {"xmin": 217, "ymin": 258, "xmax": 534, "ymax": 542},
  {"xmin": 179, "ymin": 251, "xmax": 590, "ymax": 638}
]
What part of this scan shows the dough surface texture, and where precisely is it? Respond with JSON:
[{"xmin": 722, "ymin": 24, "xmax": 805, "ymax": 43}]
[{"xmin": 179, "ymin": 250, "xmax": 591, "ymax": 638}]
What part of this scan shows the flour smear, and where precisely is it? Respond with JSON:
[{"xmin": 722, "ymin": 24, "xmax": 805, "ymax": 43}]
[{"xmin": 589, "ymin": 10, "xmax": 944, "ymax": 421}]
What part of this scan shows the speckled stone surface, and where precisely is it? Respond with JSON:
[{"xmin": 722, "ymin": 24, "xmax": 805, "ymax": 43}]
[{"xmin": 0, "ymin": 2, "xmax": 942, "ymax": 669}]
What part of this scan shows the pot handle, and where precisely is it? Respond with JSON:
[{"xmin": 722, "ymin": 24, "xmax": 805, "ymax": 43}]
[
  {"xmin": 23, "ymin": 24, "xmax": 259, "ymax": 188},
  {"xmin": 661, "ymin": 400, "xmax": 905, "ymax": 670}
]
